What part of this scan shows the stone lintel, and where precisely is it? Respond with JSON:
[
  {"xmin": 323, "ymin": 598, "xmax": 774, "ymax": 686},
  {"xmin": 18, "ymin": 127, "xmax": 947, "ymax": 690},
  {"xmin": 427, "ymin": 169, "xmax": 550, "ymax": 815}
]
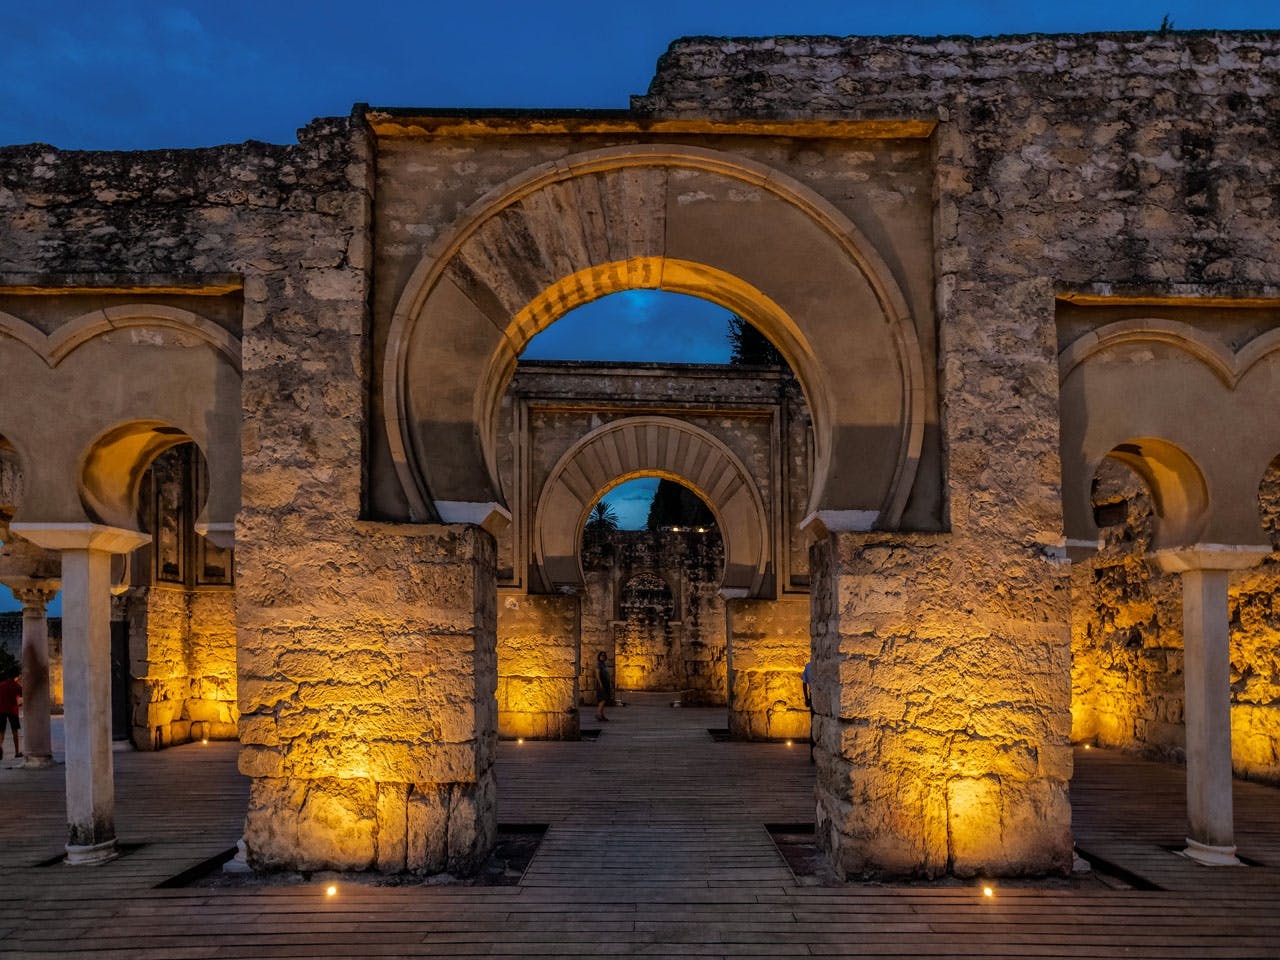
[
  {"xmin": 434, "ymin": 501, "xmax": 512, "ymax": 536},
  {"xmin": 1151, "ymin": 543, "xmax": 1273, "ymax": 574},
  {"xmin": 1057, "ymin": 286, "xmax": 1280, "ymax": 309},
  {"xmin": 10, "ymin": 522, "xmax": 151, "ymax": 555},
  {"xmin": 798, "ymin": 509, "xmax": 879, "ymax": 540},
  {"xmin": 0, "ymin": 273, "xmax": 243, "ymax": 296},
  {"xmin": 367, "ymin": 112, "xmax": 937, "ymax": 141}
]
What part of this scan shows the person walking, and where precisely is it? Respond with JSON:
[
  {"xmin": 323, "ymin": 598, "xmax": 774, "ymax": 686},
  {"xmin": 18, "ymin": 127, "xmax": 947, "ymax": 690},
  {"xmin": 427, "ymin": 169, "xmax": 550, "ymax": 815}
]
[
  {"xmin": 0, "ymin": 668, "xmax": 21, "ymax": 761},
  {"xmin": 595, "ymin": 650, "xmax": 613, "ymax": 722}
]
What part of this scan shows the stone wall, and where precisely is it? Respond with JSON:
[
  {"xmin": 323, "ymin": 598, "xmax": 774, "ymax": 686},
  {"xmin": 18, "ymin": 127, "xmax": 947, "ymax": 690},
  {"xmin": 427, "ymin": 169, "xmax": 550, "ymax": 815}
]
[
  {"xmin": 127, "ymin": 585, "xmax": 238, "ymax": 749},
  {"xmin": 1072, "ymin": 459, "xmax": 1280, "ymax": 783},
  {"xmin": 581, "ymin": 529, "xmax": 728, "ymax": 705},
  {"xmin": 0, "ymin": 117, "xmax": 503, "ymax": 872},
  {"xmin": 497, "ymin": 593, "xmax": 578, "ymax": 739},
  {"xmin": 639, "ymin": 31, "xmax": 1280, "ymax": 877},
  {"xmin": 725, "ymin": 597, "xmax": 809, "ymax": 741}
]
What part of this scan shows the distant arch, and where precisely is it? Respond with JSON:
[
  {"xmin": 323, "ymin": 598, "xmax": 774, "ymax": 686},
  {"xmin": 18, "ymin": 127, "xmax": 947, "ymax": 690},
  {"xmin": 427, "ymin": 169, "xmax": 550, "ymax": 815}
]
[{"xmin": 533, "ymin": 417, "xmax": 768, "ymax": 597}]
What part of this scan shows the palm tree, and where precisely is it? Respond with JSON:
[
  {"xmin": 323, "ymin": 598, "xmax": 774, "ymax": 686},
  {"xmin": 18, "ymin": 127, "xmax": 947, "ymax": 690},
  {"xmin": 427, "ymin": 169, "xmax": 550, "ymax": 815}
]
[{"xmin": 583, "ymin": 500, "xmax": 621, "ymax": 555}]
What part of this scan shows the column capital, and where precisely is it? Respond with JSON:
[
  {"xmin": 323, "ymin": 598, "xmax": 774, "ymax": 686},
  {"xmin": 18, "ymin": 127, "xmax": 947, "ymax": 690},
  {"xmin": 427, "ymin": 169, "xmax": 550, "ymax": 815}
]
[
  {"xmin": 1, "ymin": 577, "xmax": 61, "ymax": 609},
  {"xmin": 9, "ymin": 522, "xmax": 150, "ymax": 555},
  {"xmin": 1151, "ymin": 543, "xmax": 1272, "ymax": 574},
  {"xmin": 798, "ymin": 509, "xmax": 880, "ymax": 541}
]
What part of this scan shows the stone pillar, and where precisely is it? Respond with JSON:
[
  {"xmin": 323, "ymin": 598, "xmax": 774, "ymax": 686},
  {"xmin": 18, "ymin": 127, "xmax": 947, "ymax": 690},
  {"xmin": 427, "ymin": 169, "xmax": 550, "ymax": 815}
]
[
  {"xmin": 725, "ymin": 597, "xmax": 809, "ymax": 741},
  {"xmin": 497, "ymin": 593, "xmax": 580, "ymax": 740},
  {"xmin": 811, "ymin": 530, "xmax": 1073, "ymax": 879},
  {"xmin": 237, "ymin": 522, "xmax": 497, "ymax": 874},
  {"xmin": 8, "ymin": 523, "xmax": 149, "ymax": 864},
  {"xmin": 9, "ymin": 582, "xmax": 60, "ymax": 768},
  {"xmin": 1153, "ymin": 545, "xmax": 1270, "ymax": 866}
]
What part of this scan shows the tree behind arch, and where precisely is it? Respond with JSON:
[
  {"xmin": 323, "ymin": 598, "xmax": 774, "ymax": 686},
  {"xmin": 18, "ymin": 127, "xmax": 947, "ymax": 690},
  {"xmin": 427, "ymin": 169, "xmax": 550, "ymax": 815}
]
[
  {"xmin": 646, "ymin": 479, "xmax": 715, "ymax": 530},
  {"xmin": 727, "ymin": 314, "xmax": 785, "ymax": 366}
]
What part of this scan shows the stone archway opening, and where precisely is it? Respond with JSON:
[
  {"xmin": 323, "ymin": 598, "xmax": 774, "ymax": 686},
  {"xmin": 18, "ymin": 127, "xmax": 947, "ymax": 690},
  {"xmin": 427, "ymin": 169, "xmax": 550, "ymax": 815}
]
[
  {"xmin": 0, "ymin": 434, "xmax": 61, "ymax": 770},
  {"xmin": 580, "ymin": 476, "xmax": 729, "ymax": 708}
]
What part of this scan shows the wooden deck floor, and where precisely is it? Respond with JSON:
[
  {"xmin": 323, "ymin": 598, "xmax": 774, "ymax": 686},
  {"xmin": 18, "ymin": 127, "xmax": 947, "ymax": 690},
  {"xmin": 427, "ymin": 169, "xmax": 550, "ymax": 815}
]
[{"xmin": 3, "ymin": 697, "xmax": 1280, "ymax": 958}]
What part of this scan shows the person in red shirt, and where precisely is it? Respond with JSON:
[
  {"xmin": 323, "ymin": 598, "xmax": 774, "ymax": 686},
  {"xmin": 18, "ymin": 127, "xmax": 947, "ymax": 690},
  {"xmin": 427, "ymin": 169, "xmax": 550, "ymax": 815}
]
[{"xmin": 0, "ymin": 669, "xmax": 21, "ymax": 761}]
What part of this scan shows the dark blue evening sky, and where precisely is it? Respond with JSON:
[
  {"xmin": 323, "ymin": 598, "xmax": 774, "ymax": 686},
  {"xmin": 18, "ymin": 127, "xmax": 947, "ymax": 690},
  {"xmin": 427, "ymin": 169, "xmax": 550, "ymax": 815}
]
[
  {"xmin": 2, "ymin": 1, "xmax": 1275, "ymax": 151},
  {"xmin": 2, "ymin": 1, "xmax": 1275, "ymax": 610}
]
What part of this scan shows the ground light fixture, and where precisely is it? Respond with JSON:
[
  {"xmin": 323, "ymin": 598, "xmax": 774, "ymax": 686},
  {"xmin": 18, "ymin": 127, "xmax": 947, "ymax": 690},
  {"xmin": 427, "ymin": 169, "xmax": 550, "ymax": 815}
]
[{"xmin": 326, "ymin": 885, "xmax": 337, "ymax": 897}]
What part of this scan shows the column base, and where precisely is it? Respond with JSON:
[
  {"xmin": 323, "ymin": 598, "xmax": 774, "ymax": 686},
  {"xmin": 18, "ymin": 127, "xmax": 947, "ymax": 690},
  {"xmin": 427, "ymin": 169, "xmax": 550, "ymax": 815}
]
[
  {"xmin": 222, "ymin": 838, "xmax": 252, "ymax": 874},
  {"xmin": 65, "ymin": 839, "xmax": 118, "ymax": 865},
  {"xmin": 22, "ymin": 755, "xmax": 55, "ymax": 769},
  {"xmin": 1181, "ymin": 837, "xmax": 1242, "ymax": 866}
]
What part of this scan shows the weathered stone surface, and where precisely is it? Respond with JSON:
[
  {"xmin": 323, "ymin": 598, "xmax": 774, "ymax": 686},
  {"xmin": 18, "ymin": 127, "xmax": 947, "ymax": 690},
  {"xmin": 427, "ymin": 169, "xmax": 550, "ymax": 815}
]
[
  {"xmin": 1072, "ymin": 458, "xmax": 1280, "ymax": 783},
  {"xmin": 497, "ymin": 593, "xmax": 578, "ymax": 739},
  {"xmin": 813, "ymin": 532, "xmax": 1073, "ymax": 879},
  {"xmin": 5, "ymin": 31, "xmax": 1280, "ymax": 881},
  {"xmin": 726, "ymin": 598, "xmax": 809, "ymax": 740},
  {"xmin": 237, "ymin": 523, "xmax": 497, "ymax": 872}
]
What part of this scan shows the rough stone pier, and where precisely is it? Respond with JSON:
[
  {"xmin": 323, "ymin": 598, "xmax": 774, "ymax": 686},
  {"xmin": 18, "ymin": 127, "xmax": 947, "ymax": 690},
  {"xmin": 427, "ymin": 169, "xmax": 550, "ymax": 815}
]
[{"xmin": 3, "ymin": 706, "xmax": 1280, "ymax": 958}]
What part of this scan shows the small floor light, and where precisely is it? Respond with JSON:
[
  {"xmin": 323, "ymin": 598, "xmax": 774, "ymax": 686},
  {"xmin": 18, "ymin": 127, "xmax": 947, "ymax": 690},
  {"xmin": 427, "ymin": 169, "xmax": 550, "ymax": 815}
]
[
  {"xmin": 982, "ymin": 885, "xmax": 994, "ymax": 898},
  {"xmin": 326, "ymin": 885, "xmax": 337, "ymax": 897}
]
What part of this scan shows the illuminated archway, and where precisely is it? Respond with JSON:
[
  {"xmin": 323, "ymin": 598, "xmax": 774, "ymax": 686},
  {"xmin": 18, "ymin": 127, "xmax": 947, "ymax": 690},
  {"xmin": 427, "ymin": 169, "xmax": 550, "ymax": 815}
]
[
  {"xmin": 533, "ymin": 417, "xmax": 768, "ymax": 597},
  {"xmin": 386, "ymin": 144, "xmax": 925, "ymax": 531}
]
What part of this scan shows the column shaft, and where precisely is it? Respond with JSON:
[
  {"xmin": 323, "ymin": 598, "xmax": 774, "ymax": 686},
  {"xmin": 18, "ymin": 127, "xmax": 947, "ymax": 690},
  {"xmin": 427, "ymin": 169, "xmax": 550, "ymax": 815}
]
[
  {"xmin": 1181, "ymin": 568, "xmax": 1235, "ymax": 855},
  {"xmin": 19, "ymin": 593, "xmax": 54, "ymax": 767},
  {"xmin": 60, "ymin": 548, "xmax": 117, "ymax": 861}
]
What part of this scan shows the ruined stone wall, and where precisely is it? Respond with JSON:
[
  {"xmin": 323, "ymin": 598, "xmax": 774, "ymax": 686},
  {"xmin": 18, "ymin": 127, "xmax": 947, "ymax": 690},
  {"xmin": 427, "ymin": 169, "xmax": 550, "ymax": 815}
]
[
  {"xmin": 125, "ymin": 584, "xmax": 238, "ymax": 749},
  {"xmin": 639, "ymin": 31, "xmax": 1280, "ymax": 877},
  {"xmin": 497, "ymin": 593, "xmax": 578, "ymax": 739},
  {"xmin": 581, "ymin": 529, "xmax": 728, "ymax": 704},
  {"xmin": 811, "ymin": 533, "xmax": 1073, "ymax": 879},
  {"xmin": 725, "ymin": 597, "xmax": 809, "ymax": 740},
  {"xmin": 1072, "ymin": 459, "xmax": 1280, "ymax": 782},
  {"xmin": 499, "ymin": 363, "xmax": 814, "ymax": 598}
]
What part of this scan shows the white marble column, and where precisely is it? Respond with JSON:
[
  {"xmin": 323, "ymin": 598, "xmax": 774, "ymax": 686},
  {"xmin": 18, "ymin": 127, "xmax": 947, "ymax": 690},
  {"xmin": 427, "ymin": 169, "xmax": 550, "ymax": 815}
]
[
  {"xmin": 1154, "ymin": 545, "xmax": 1270, "ymax": 866},
  {"xmin": 10, "ymin": 582, "xmax": 60, "ymax": 769},
  {"xmin": 9, "ymin": 523, "xmax": 148, "ymax": 864}
]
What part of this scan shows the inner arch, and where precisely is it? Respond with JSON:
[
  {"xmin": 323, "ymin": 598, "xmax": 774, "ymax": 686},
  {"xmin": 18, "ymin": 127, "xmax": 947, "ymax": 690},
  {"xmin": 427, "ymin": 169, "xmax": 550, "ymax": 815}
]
[{"xmin": 533, "ymin": 416, "xmax": 769, "ymax": 597}]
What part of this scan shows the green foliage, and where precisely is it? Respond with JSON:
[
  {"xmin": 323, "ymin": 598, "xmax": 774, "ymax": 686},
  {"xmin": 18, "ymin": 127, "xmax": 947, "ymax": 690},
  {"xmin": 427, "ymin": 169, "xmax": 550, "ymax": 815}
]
[
  {"xmin": 726, "ymin": 314, "xmax": 785, "ymax": 366},
  {"xmin": 585, "ymin": 500, "xmax": 620, "ymax": 534}
]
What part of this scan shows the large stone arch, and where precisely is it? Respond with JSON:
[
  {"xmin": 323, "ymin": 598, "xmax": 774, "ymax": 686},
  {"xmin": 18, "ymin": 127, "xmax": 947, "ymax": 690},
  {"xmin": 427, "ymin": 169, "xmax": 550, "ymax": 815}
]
[
  {"xmin": 386, "ymin": 144, "xmax": 924, "ymax": 532},
  {"xmin": 534, "ymin": 417, "xmax": 768, "ymax": 597}
]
